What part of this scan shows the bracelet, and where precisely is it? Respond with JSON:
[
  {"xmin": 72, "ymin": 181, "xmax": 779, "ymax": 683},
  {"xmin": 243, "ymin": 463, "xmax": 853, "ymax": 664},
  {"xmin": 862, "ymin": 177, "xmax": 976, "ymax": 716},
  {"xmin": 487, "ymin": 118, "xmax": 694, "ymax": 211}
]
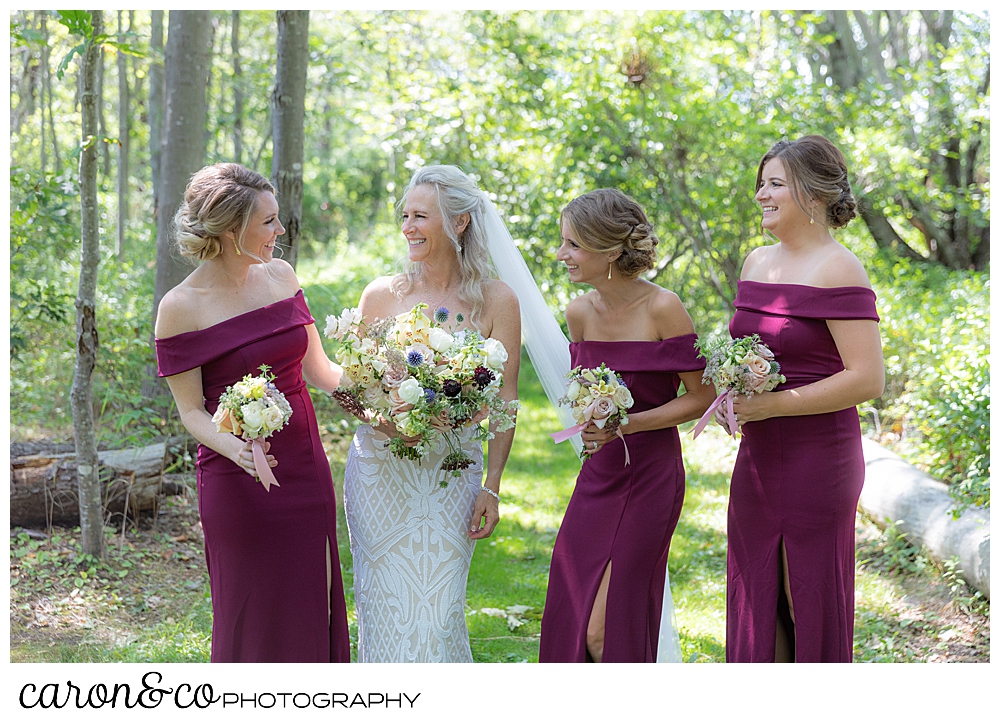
[{"xmin": 480, "ymin": 486, "xmax": 500, "ymax": 502}]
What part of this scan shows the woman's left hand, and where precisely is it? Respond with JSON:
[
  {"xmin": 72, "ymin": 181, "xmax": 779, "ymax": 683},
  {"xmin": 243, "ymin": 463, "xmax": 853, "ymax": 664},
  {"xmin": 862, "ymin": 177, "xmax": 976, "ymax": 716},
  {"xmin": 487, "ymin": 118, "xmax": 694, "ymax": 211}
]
[
  {"xmin": 469, "ymin": 489, "xmax": 500, "ymax": 539},
  {"xmin": 730, "ymin": 391, "xmax": 776, "ymax": 426},
  {"xmin": 580, "ymin": 422, "xmax": 616, "ymax": 457}
]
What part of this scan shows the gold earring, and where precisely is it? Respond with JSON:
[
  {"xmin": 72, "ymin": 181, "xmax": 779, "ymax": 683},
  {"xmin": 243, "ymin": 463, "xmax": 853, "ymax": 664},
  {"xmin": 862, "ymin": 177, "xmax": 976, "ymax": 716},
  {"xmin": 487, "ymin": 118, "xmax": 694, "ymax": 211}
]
[
  {"xmin": 234, "ymin": 241, "xmax": 242, "ymax": 256},
  {"xmin": 608, "ymin": 263, "xmax": 613, "ymax": 280}
]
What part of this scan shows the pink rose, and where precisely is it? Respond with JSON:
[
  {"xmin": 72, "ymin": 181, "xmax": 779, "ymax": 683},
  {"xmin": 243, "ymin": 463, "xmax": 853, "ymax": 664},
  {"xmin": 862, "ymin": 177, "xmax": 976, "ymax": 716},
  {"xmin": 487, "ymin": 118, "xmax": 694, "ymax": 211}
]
[
  {"xmin": 382, "ymin": 367, "xmax": 408, "ymax": 389},
  {"xmin": 387, "ymin": 387, "xmax": 413, "ymax": 413},
  {"xmin": 743, "ymin": 355, "xmax": 773, "ymax": 394},
  {"xmin": 590, "ymin": 397, "xmax": 619, "ymax": 429},
  {"xmin": 430, "ymin": 412, "xmax": 452, "ymax": 434}
]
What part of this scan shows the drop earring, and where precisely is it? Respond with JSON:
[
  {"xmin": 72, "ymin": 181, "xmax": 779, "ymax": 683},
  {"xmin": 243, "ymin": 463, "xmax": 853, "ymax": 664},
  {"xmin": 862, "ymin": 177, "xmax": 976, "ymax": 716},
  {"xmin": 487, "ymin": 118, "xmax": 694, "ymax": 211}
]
[{"xmin": 607, "ymin": 263, "xmax": 613, "ymax": 280}]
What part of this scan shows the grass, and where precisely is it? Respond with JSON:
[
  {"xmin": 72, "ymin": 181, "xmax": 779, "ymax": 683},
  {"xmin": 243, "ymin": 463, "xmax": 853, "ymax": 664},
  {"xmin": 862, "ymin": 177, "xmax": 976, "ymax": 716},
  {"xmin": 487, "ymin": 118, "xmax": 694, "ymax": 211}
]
[{"xmin": 9, "ymin": 353, "xmax": 989, "ymax": 664}]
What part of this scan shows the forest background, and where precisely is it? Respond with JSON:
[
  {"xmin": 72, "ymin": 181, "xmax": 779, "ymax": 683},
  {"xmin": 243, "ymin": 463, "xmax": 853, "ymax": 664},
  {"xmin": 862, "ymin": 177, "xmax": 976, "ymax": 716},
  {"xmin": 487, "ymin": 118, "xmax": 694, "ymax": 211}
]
[{"xmin": 7, "ymin": 9, "xmax": 990, "ymax": 667}]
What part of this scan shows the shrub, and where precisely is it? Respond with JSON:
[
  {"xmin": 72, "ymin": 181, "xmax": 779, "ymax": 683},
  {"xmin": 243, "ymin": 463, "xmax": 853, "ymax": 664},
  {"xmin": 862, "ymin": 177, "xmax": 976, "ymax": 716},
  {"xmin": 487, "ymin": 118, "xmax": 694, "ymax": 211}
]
[{"xmin": 872, "ymin": 255, "xmax": 990, "ymax": 511}]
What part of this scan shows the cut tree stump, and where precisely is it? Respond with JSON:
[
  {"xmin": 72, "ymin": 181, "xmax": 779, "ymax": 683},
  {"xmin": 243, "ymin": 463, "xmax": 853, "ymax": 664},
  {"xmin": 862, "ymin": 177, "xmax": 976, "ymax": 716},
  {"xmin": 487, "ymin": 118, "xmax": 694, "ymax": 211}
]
[{"xmin": 10, "ymin": 436, "xmax": 195, "ymax": 528}]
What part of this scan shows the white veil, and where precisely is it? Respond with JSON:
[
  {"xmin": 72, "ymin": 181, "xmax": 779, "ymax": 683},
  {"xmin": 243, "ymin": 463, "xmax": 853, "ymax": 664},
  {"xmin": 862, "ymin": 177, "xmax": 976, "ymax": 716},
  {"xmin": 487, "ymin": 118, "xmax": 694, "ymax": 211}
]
[
  {"xmin": 480, "ymin": 195, "xmax": 683, "ymax": 663},
  {"xmin": 480, "ymin": 195, "xmax": 581, "ymax": 454}
]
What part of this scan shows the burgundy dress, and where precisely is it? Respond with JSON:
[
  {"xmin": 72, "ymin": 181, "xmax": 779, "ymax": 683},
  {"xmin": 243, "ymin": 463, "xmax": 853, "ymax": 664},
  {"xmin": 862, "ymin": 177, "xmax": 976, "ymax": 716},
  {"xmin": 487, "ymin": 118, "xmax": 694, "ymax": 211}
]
[
  {"xmin": 156, "ymin": 290, "xmax": 351, "ymax": 663},
  {"xmin": 539, "ymin": 335, "xmax": 705, "ymax": 662},
  {"xmin": 727, "ymin": 281, "xmax": 880, "ymax": 663}
]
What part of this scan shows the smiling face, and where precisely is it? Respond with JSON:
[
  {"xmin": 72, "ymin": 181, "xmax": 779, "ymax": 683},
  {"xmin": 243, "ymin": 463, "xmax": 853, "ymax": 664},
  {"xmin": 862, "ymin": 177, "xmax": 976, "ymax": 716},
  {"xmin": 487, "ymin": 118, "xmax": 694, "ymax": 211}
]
[
  {"xmin": 754, "ymin": 158, "xmax": 816, "ymax": 237},
  {"xmin": 556, "ymin": 218, "xmax": 611, "ymax": 285},
  {"xmin": 235, "ymin": 190, "xmax": 284, "ymax": 261},
  {"xmin": 401, "ymin": 184, "xmax": 460, "ymax": 264}
]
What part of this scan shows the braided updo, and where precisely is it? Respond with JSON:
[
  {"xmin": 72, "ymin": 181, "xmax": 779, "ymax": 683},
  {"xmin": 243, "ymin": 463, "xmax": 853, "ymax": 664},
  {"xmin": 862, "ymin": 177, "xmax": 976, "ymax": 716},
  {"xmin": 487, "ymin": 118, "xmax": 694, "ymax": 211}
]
[
  {"xmin": 756, "ymin": 135, "xmax": 857, "ymax": 229},
  {"xmin": 173, "ymin": 163, "xmax": 275, "ymax": 261},
  {"xmin": 560, "ymin": 188, "xmax": 659, "ymax": 279}
]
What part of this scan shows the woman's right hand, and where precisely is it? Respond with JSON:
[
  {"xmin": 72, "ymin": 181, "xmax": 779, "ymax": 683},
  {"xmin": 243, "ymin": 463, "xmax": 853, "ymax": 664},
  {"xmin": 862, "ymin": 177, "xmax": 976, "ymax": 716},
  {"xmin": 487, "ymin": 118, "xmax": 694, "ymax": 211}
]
[
  {"xmin": 372, "ymin": 415, "xmax": 422, "ymax": 447},
  {"xmin": 233, "ymin": 439, "xmax": 277, "ymax": 477}
]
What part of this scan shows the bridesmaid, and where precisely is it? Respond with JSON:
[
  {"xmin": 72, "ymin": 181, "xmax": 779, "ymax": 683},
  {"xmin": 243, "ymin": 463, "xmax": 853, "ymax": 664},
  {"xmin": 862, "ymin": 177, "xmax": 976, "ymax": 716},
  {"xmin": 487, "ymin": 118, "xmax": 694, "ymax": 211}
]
[
  {"xmin": 540, "ymin": 189, "xmax": 715, "ymax": 662},
  {"xmin": 155, "ymin": 163, "xmax": 351, "ymax": 662},
  {"xmin": 725, "ymin": 135, "xmax": 885, "ymax": 662}
]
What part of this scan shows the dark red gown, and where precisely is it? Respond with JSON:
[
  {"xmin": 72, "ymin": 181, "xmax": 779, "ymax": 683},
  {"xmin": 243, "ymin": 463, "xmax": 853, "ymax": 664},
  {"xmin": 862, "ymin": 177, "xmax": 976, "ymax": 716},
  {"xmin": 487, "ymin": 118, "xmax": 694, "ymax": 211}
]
[
  {"xmin": 156, "ymin": 290, "xmax": 350, "ymax": 663},
  {"xmin": 539, "ymin": 335, "xmax": 705, "ymax": 662},
  {"xmin": 726, "ymin": 281, "xmax": 880, "ymax": 663}
]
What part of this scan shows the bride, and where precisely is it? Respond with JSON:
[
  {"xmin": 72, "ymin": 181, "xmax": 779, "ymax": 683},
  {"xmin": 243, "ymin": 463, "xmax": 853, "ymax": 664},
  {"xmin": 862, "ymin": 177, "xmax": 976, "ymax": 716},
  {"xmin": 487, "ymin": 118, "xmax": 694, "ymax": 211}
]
[{"xmin": 343, "ymin": 165, "xmax": 521, "ymax": 662}]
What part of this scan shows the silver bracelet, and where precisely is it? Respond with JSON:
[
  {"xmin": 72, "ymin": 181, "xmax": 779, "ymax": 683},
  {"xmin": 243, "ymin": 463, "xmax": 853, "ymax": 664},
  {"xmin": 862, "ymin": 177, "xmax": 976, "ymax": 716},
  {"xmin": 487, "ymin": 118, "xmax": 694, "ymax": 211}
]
[{"xmin": 480, "ymin": 486, "xmax": 500, "ymax": 502}]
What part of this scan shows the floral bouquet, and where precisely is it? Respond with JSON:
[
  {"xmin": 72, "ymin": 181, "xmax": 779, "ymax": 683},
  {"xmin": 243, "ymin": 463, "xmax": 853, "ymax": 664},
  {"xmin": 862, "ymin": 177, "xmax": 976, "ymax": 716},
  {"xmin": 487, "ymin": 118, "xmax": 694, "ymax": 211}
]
[
  {"xmin": 550, "ymin": 363, "xmax": 634, "ymax": 465},
  {"xmin": 212, "ymin": 364, "xmax": 293, "ymax": 491},
  {"xmin": 691, "ymin": 334, "xmax": 785, "ymax": 439},
  {"xmin": 325, "ymin": 303, "xmax": 519, "ymax": 483}
]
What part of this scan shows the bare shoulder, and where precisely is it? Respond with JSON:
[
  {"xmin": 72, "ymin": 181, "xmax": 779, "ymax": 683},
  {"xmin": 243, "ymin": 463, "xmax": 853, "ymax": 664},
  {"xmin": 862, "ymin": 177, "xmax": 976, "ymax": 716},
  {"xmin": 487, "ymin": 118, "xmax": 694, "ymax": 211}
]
[
  {"xmin": 483, "ymin": 278, "xmax": 520, "ymax": 310},
  {"xmin": 266, "ymin": 258, "xmax": 301, "ymax": 291},
  {"xmin": 155, "ymin": 284, "xmax": 202, "ymax": 339},
  {"xmin": 740, "ymin": 244, "xmax": 777, "ymax": 280},
  {"xmin": 564, "ymin": 291, "xmax": 594, "ymax": 323},
  {"xmin": 647, "ymin": 286, "xmax": 695, "ymax": 338},
  {"xmin": 564, "ymin": 292, "xmax": 593, "ymax": 342},
  {"xmin": 816, "ymin": 245, "xmax": 872, "ymax": 289},
  {"xmin": 358, "ymin": 275, "xmax": 398, "ymax": 319}
]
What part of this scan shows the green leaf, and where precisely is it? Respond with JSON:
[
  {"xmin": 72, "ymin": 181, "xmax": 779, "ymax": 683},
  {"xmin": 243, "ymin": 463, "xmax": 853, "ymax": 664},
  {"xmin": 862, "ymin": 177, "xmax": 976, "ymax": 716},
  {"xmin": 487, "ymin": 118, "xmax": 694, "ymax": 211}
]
[
  {"xmin": 56, "ymin": 10, "xmax": 92, "ymax": 39},
  {"xmin": 55, "ymin": 42, "xmax": 87, "ymax": 80}
]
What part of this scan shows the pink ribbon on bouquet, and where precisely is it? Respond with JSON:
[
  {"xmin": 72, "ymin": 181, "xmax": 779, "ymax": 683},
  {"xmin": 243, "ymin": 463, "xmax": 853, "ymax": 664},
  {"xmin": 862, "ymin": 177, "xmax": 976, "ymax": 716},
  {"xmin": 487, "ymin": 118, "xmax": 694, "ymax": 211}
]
[
  {"xmin": 551, "ymin": 422, "xmax": 631, "ymax": 467},
  {"xmin": 550, "ymin": 422, "xmax": 588, "ymax": 444},
  {"xmin": 691, "ymin": 390, "xmax": 738, "ymax": 440},
  {"xmin": 252, "ymin": 437, "xmax": 280, "ymax": 492}
]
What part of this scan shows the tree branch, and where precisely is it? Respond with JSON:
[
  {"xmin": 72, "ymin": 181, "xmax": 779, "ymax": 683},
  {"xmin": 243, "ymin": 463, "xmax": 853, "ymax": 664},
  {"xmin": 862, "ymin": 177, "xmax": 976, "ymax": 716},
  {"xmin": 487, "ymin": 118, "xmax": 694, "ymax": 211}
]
[{"xmin": 855, "ymin": 192, "xmax": 924, "ymax": 261}]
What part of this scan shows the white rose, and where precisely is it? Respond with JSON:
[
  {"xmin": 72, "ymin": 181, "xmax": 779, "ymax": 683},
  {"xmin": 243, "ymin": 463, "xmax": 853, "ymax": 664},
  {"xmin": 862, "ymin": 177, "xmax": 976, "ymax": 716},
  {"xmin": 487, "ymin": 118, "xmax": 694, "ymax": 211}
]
[
  {"xmin": 241, "ymin": 402, "xmax": 265, "ymax": 435},
  {"xmin": 363, "ymin": 386, "xmax": 389, "ymax": 410},
  {"xmin": 483, "ymin": 338, "xmax": 508, "ymax": 368},
  {"xmin": 428, "ymin": 327, "xmax": 456, "ymax": 353},
  {"xmin": 398, "ymin": 377, "xmax": 424, "ymax": 406},
  {"xmin": 260, "ymin": 405, "xmax": 285, "ymax": 431},
  {"xmin": 324, "ymin": 314, "xmax": 340, "ymax": 339},
  {"xmin": 566, "ymin": 380, "xmax": 582, "ymax": 401},
  {"xmin": 612, "ymin": 385, "xmax": 633, "ymax": 409},
  {"xmin": 393, "ymin": 411, "xmax": 418, "ymax": 436}
]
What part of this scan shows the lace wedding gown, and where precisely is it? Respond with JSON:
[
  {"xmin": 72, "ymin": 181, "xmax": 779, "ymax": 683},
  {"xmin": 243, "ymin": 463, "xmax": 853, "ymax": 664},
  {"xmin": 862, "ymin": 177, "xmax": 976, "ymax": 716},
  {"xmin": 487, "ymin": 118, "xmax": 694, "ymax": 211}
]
[{"xmin": 344, "ymin": 424, "xmax": 482, "ymax": 662}]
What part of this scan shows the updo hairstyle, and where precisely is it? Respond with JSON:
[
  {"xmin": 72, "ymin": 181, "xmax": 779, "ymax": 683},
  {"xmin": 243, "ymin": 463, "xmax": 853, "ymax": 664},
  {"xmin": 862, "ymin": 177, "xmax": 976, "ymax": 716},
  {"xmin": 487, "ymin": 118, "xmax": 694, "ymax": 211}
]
[
  {"xmin": 173, "ymin": 163, "xmax": 275, "ymax": 261},
  {"xmin": 394, "ymin": 165, "xmax": 493, "ymax": 326},
  {"xmin": 560, "ymin": 188, "xmax": 659, "ymax": 279},
  {"xmin": 756, "ymin": 135, "xmax": 857, "ymax": 229}
]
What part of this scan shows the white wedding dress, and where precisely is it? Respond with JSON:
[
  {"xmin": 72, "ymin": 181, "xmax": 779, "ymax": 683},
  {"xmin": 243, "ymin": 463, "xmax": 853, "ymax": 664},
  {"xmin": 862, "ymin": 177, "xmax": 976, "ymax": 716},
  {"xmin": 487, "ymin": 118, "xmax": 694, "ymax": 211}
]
[{"xmin": 344, "ymin": 424, "xmax": 482, "ymax": 662}]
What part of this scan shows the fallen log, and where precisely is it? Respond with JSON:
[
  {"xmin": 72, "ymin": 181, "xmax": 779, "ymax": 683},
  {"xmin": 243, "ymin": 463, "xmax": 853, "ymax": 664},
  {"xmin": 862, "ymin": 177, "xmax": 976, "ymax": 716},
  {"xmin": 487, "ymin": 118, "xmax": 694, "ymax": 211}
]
[
  {"xmin": 10, "ymin": 436, "xmax": 195, "ymax": 528},
  {"xmin": 860, "ymin": 438, "xmax": 990, "ymax": 599}
]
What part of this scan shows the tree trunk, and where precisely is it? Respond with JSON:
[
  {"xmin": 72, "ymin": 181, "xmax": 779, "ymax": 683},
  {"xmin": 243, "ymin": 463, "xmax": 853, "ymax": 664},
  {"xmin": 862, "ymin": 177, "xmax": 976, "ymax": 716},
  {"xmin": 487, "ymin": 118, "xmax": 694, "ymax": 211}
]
[
  {"xmin": 232, "ymin": 10, "xmax": 244, "ymax": 164},
  {"xmin": 152, "ymin": 10, "xmax": 213, "ymax": 323},
  {"xmin": 859, "ymin": 439, "xmax": 990, "ymax": 599},
  {"xmin": 44, "ymin": 12, "xmax": 62, "ymax": 175},
  {"xmin": 271, "ymin": 10, "xmax": 310, "ymax": 269},
  {"xmin": 73, "ymin": 9, "xmax": 105, "ymax": 560},
  {"xmin": 10, "ymin": 438, "xmax": 196, "ymax": 529},
  {"xmin": 116, "ymin": 10, "xmax": 131, "ymax": 260},
  {"xmin": 97, "ymin": 43, "xmax": 110, "ymax": 176},
  {"xmin": 149, "ymin": 10, "xmax": 165, "ymax": 218}
]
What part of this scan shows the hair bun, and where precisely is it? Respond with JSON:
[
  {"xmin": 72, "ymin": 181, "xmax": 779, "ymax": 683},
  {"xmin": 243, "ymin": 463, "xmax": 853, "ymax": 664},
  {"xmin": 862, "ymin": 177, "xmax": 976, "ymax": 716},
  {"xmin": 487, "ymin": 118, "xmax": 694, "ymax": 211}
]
[{"xmin": 826, "ymin": 190, "xmax": 857, "ymax": 229}]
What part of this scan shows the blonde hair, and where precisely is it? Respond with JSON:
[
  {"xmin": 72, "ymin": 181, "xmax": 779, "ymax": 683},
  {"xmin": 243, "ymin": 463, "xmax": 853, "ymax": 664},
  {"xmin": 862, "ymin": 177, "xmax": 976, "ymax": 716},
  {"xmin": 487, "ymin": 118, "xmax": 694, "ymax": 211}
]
[
  {"xmin": 560, "ymin": 188, "xmax": 659, "ymax": 279},
  {"xmin": 756, "ymin": 135, "xmax": 857, "ymax": 229},
  {"xmin": 392, "ymin": 165, "xmax": 494, "ymax": 327},
  {"xmin": 173, "ymin": 163, "xmax": 275, "ymax": 261}
]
